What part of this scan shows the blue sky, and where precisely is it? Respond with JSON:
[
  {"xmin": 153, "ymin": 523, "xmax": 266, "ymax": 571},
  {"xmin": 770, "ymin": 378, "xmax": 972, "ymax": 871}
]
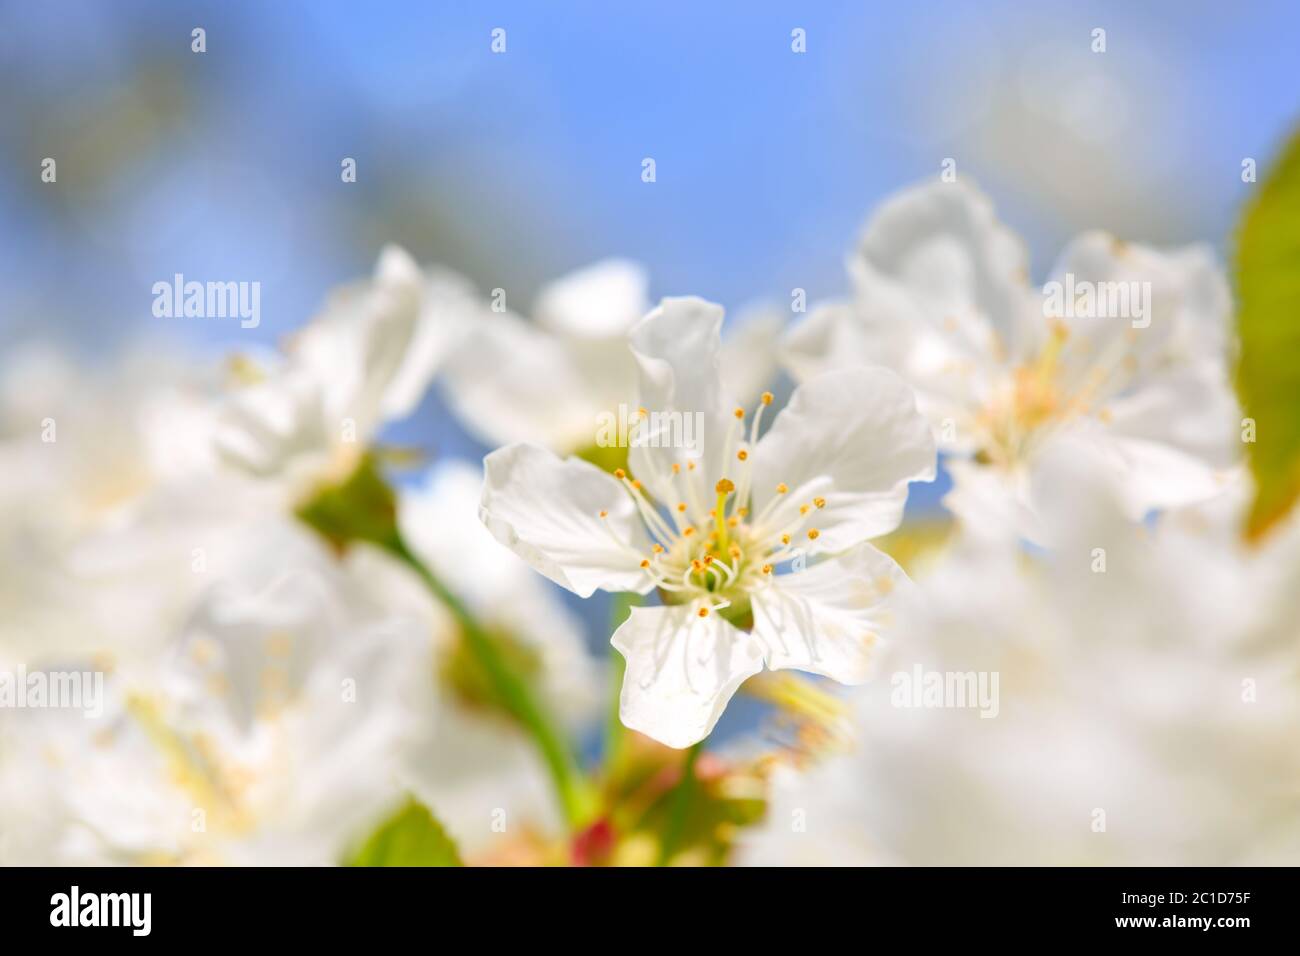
[{"xmin": 4, "ymin": 0, "xmax": 1298, "ymax": 352}]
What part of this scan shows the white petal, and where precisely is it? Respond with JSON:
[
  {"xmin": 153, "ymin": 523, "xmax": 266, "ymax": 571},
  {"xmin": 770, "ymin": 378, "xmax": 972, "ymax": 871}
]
[
  {"xmin": 1040, "ymin": 419, "xmax": 1230, "ymax": 523},
  {"xmin": 534, "ymin": 259, "xmax": 649, "ymax": 339},
  {"xmin": 217, "ymin": 247, "xmax": 422, "ymax": 479},
  {"xmin": 214, "ymin": 365, "xmax": 331, "ymax": 479},
  {"xmin": 719, "ymin": 305, "xmax": 783, "ymax": 407},
  {"xmin": 942, "ymin": 457, "xmax": 1041, "ymax": 543},
  {"xmin": 629, "ymin": 295, "xmax": 728, "ymax": 420},
  {"xmin": 612, "ymin": 604, "xmax": 764, "ymax": 749},
  {"xmin": 479, "ymin": 443, "xmax": 655, "ymax": 598},
  {"xmin": 296, "ymin": 244, "xmax": 424, "ymax": 432},
  {"xmin": 628, "ymin": 296, "xmax": 735, "ymax": 507},
  {"xmin": 1045, "ymin": 233, "xmax": 1232, "ymax": 380},
  {"xmin": 439, "ymin": 307, "xmax": 600, "ymax": 451},
  {"xmin": 781, "ymin": 299, "xmax": 881, "ymax": 383},
  {"xmin": 752, "ymin": 542, "xmax": 909, "ymax": 684},
  {"xmin": 855, "ymin": 179, "xmax": 1037, "ymax": 357},
  {"xmin": 382, "ymin": 264, "xmax": 481, "ymax": 420},
  {"xmin": 751, "ymin": 367, "xmax": 936, "ymax": 552}
]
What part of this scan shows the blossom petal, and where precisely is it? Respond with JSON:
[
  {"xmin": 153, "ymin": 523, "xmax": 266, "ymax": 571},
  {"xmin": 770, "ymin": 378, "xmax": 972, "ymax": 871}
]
[
  {"xmin": 629, "ymin": 295, "xmax": 727, "ymax": 419},
  {"xmin": 480, "ymin": 443, "xmax": 655, "ymax": 598},
  {"xmin": 719, "ymin": 305, "xmax": 783, "ymax": 407},
  {"xmin": 382, "ymin": 264, "xmax": 482, "ymax": 421},
  {"xmin": 854, "ymin": 179, "xmax": 1036, "ymax": 357},
  {"xmin": 217, "ymin": 246, "xmax": 422, "ymax": 479},
  {"xmin": 1045, "ymin": 233, "xmax": 1232, "ymax": 385},
  {"xmin": 440, "ymin": 307, "xmax": 599, "ymax": 451},
  {"xmin": 751, "ymin": 367, "xmax": 936, "ymax": 552},
  {"xmin": 296, "ymin": 244, "xmax": 424, "ymax": 433},
  {"xmin": 781, "ymin": 299, "xmax": 881, "ymax": 383},
  {"xmin": 612, "ymin": 604, "xmax": 764, "ymax": 749},
  {"xmin": 628, "ymin": 296, "xmax": 735, "ymax": 510},
  {"xmin": 751, "ymin": 542, "xmax": 910, "ymax": 684},
  {"xmin": 942, "ymin": 458, "xmax": 1040, "ymax": 543},
  {"xmin": 534, "ymin": 259, "xmax": 648, "ymax": 339}
]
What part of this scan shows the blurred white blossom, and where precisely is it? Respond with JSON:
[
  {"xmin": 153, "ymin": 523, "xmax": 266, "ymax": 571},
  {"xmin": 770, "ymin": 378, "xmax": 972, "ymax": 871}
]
[{"xmin": 784, "ymin": 180, "xmax": 1240, "ymax": 541}]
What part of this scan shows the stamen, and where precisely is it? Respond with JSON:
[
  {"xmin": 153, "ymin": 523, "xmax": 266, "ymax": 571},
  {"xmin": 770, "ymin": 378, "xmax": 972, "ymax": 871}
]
[
  {"xmin": 714, "ymin": 478, "xmax": 735, "ymax": 552},
  {"xmin": 615, "ymin": 470, "xmax": 676, "ymax": 544}
]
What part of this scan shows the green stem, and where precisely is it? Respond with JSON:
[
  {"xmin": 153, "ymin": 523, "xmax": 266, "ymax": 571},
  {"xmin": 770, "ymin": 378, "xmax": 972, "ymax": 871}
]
[
  {"xmin": 657, "ymin": 741, "xmax": 703, "ymax": 866},
  {"xmin": 382, "ymin": 532, "xmax": 595, "ymax": 830},
  {"xmin": 602, "ymin": 592, "xmax": 640, "ymax": 782}
]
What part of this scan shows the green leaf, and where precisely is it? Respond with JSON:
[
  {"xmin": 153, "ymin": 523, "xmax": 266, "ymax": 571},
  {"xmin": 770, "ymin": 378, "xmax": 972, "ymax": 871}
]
[
  {"xmin": 1236, "ymin": 127, "xmax": 1300, "ymax": 540},
  {"xmin": 348, "ymin": 798, "xmax": 463, "ymax": 867}
]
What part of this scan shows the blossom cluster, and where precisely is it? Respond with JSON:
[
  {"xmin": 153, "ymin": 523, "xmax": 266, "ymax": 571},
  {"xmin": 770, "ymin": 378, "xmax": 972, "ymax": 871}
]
[{"xmin": 1, "ymin": 180, "xmax": 1295, "ymax": 866}]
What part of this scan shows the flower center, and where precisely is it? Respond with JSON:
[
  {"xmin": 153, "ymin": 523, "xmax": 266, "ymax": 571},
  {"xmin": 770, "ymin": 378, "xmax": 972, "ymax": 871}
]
[
  {"xmin": 973, "ymin": 321, "xmax": 1129, "ymax": 469},
  {"xmin": 598, "ymin": 392, "xmax": 827, "ymax": 627}
]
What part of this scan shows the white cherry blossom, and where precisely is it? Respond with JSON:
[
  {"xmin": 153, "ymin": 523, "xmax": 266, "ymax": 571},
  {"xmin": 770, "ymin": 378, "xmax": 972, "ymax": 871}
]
[
  {"xmin": 214, "ymin": 246, "xmax": 471, "ymax": 495},
  {"xmin": 784, "ymin": 179, "xmax": 1240, "ymax": 540},
  {"xmin": 481, "ymin": 296, "xmax": 935, "ymax": 748}
]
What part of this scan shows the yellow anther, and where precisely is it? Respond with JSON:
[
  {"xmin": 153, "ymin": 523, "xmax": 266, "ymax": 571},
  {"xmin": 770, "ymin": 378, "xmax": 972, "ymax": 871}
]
[
  {"xmin": 703, "ymin": 554, "xmax": 714, "ymax": 565},
  {"xmin": 737, "ymin": 449, "xmax": 748, "ymax": 461},
  {"xmin": 813, "ymin": 496, "xmax": 826, "ymax": 509},
  {"xmin": 727, "ymin": 516, "xmax": 738, "ymax": 527},
  {"xmin": 698, "ymin": 607, "xmax": 710, "ymax": 617},
  {"xmin": 729, "ymin": 545, "xmax": 741, "ymax": 559},
  {"xmin": 691, "ymin": 559, "xmax": 704, "ymax": 572},
  {"xmin": 761, "ymin": 392, "xmax": 773, "ymax": 405},
  {"xmin": 671, "ymin": 463, "xmax": 681, "ymax": 474},
  {"xmin": 715, "ymin": 478, "xmax": 735, "ymax": 495},
  {"xmin": 738, "ymin": 507, "xmax": 749, "ymax": 517},
  {"xmin": 614, "ymin": 468, "xmax": 627, "ymax": 480},
  {"xmin": 687, "ymin": 461, "xmax": 696, "ymax": 471},
  {"xmin": 677, "ymin": 502, "xmax": 688, "ymax": 513},
  {"xmin": 761, "ymin": 564, "xmax": 773, "ymax": 574},
  {"xmin": 776, "ymin": 483, "xmax": 788, "ymax": 494},
  {"xmin": 800, "ymin": 505, "xmax": 809, "ymax": 516},
  {"xmin": 632, "ymin": 479, "xmax": 642, "ymax": 490},
  {"xmin": 638, "ymin": 406, "xmax": 648, "ymax": 418},
  {"xmin": 781, "ymin": 534, "xmax": 791, "ymax": 545},
  {"xmin": 640, "ymin": 559, "xmax": 650, "ymax": 568},
  {"xmin": 807, "ymin": 529, "xmax": 820, "ymax": 540},
  {"xmin": 683, "ymin": 527, "xmax": 696, "ymax": 537},
  {"xmin": 599, "ymin": 510, "xmax": 608, "ymax": 518},
  {"xmin": 734, "ymin": 407, "xmax": 745, "ymax": 419}
]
